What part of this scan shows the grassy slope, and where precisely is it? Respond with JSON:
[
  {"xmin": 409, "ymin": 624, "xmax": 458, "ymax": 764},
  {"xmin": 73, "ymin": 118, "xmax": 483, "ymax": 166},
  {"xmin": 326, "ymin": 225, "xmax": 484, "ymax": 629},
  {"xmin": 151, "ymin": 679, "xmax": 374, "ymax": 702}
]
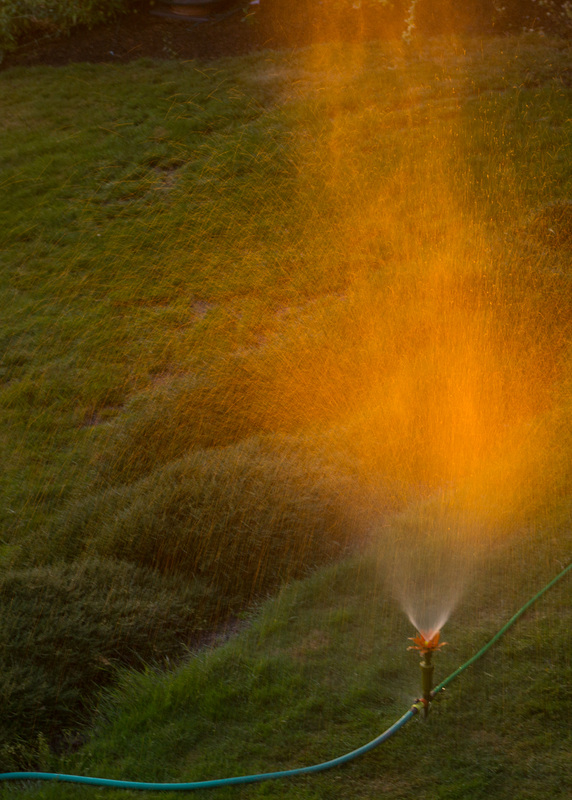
[
  {"xmin": 5, "ymin": 512, "xmax": 572, "ymax": 799},
  {"xmin": 1, "ymin": 32, "xmax": 572, "ymax": 797},
  {"xmin": 2, "ymin": 36, "xmax": 571, "ymax": 543}
]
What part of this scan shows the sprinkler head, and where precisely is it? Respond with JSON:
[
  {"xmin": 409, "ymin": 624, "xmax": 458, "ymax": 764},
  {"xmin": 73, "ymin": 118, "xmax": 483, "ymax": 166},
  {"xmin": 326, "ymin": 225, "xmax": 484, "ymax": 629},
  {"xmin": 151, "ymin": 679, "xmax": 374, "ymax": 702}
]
[
  {"xmin": 408, "ymin": 631, "xmax": 447, "ymax": 718},
  {"xmin": 407, "ymin": 630, "xmax": 447, "ymax": 656}
]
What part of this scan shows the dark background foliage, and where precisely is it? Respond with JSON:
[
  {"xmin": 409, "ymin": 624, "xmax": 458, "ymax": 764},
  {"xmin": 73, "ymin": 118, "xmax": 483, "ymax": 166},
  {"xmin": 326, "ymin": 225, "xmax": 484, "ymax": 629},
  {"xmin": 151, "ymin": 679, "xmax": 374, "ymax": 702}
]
[{"xmin": 2, "ymin": 1, "xmax": 572, "ymax": 65}]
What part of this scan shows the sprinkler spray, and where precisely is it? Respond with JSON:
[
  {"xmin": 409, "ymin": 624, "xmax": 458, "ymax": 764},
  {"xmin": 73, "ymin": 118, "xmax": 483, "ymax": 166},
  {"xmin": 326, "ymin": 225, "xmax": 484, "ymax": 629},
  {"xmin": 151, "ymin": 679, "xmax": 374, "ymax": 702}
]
[{"xmin": 408, "ymin": 631, "xmax": 447, "ymax": 718}]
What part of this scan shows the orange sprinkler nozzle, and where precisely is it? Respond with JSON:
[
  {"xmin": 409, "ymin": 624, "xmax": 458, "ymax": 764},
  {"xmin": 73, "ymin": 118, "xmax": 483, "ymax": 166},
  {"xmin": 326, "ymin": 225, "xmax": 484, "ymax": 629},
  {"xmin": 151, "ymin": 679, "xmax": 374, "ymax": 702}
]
[{"xmin": 407, "ymin": 631, "xmax": 447, "ymax": 656}]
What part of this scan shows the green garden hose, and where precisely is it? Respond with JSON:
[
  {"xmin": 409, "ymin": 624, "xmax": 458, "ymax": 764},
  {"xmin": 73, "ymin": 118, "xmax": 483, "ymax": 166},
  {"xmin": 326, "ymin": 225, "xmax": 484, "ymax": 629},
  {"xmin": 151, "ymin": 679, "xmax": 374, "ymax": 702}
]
[
  {"xmin": 433, "ymin": 559, "xmax": 572, "ymax": 696},
  {"xmin": 1, "ymin": 560, "xmax": 570, "ymax": 792}
]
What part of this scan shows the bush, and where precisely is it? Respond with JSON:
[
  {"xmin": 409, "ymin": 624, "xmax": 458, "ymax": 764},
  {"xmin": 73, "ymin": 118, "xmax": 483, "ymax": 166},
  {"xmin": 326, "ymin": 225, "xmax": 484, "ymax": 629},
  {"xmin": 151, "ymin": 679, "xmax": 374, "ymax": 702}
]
[
  {"xmin": 48, "ymin": 436, "xmax": 363, "ymax": 601},
  {"xmin": 0, "ymin": 0, "xmax": 131, "ymax": 53},
  {"xmin": 0, "ymin": 558, "xmax": 216, "ymax": 769},
  {"xmin": 2, "ymin": 0, "xmax": 571, "ymax": 56}
]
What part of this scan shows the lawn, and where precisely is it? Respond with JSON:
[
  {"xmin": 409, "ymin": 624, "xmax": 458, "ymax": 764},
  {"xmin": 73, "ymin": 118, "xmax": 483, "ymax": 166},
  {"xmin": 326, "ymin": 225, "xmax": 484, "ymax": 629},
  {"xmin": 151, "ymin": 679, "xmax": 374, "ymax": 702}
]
[{"xmin": 0, "ymin": 31, "xmax": 571, "ymax": 797}]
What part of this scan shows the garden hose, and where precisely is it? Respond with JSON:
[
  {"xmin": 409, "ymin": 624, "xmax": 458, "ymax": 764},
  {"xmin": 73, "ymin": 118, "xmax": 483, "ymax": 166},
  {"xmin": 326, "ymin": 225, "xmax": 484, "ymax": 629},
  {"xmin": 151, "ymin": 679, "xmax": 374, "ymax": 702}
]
[
  {"xmin": 433, "ymin": 559, "xmax": 572, "ymax": 696},
  {"xmin": 1, "ymin": 560, "xmax": 570, "ymax": 792}
]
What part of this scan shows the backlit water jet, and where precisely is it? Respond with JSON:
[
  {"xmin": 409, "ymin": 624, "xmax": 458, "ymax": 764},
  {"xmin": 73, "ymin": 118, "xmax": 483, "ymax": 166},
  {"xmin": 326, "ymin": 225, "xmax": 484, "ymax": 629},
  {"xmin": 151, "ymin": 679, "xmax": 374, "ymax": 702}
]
[{"xmin": 377, "ymin": 505, "xmax": 483, "ymax": 645}]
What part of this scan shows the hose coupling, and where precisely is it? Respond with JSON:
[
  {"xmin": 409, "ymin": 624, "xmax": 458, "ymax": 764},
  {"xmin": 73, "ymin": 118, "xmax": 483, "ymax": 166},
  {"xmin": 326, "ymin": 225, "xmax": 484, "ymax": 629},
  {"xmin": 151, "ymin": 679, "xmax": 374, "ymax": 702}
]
[{"xmin": 411, "ymin": 698, "xmax": 428, "ymax": 715}]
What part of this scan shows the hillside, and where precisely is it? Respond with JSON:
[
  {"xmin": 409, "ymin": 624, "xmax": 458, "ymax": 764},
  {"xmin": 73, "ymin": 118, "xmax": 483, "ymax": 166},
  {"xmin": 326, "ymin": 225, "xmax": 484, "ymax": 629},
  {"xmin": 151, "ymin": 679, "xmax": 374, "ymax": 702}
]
[{"xmin": 1, "ymin": 29, "xmax": 571, "ymax": 797}]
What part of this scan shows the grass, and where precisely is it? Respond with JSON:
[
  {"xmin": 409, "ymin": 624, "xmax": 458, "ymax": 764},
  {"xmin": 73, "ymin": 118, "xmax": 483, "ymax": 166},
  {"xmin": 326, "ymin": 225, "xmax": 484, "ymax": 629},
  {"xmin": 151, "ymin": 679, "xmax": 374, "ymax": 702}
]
[
  {"xmin": 0, "ymin": 559, "xmax": 218, "ymax": 763},
  {"xmin": 0, "ymin": 30, "xmax": 571, "ymax": 796},
  {"xmin": 0, "ymin": 1, "xmax": 130, "ymax": 55},
  {"xmin": 3, "ymin": 512, "xmax": 571, "ymax": 798}
]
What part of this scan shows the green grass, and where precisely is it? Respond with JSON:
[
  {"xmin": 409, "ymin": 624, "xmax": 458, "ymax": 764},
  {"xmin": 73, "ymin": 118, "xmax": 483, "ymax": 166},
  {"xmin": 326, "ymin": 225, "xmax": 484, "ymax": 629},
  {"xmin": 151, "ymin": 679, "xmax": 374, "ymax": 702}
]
[
  {"xmin": 1, "ymin": 32, "xmax": 572, "ymax": 794},
  {"xmin": 0, "ymin": 558, "xmax": 218, "ymax": 767},
  {"xmin": 3, "ymin": 512, "xmax": 571, "ymax": 798}
]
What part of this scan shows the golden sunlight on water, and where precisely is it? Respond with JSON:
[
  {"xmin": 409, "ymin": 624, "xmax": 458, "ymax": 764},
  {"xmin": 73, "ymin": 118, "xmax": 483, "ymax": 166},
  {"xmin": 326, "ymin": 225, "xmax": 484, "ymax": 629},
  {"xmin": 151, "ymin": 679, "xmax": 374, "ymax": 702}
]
[{"xmin": 254, "ymin": 35, "xmax": 572, "ymax": 628}]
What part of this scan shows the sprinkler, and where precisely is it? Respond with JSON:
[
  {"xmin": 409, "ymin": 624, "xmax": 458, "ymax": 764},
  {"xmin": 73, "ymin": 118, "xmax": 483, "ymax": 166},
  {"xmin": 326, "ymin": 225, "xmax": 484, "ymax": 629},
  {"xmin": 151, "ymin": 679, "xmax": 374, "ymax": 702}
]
[
  {"xmin": 408, "ymin": 631, "xmax": 447, "ymax": 718},
  {"xmin": 1, "ymin": 563, "xmax": 570, "ymax": 792}
]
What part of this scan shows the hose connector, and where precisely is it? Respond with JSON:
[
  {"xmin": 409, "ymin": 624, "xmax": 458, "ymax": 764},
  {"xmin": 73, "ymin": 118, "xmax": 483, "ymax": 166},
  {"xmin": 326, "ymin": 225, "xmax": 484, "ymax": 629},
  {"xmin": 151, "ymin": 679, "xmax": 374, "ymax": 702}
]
[{"xmin": 410, "ymin": 698, "xmax": 428, "ymax": 715}]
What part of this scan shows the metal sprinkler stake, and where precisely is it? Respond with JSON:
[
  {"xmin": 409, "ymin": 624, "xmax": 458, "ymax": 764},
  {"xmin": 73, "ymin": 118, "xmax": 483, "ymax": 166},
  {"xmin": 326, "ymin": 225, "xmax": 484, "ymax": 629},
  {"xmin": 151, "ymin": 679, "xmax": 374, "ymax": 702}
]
[
  {"xmin": 420, "ymin": 650, "xmax": 434, "ymax": 717},
  {"xmin": 408, "ymin": 631, "xmax": 447, "ymax": 718}
]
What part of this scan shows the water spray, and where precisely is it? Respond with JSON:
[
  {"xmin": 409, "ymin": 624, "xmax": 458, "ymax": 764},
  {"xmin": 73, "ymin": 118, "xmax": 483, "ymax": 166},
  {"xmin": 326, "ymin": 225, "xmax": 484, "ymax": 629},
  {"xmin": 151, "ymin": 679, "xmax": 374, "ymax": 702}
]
[
  {"xmin": 408, "ymin": 631, "xmax": 447, "ymax": 717},
  {"xmin": 1, "ymin": 562, "xmax": 569, "ymax": 792}
]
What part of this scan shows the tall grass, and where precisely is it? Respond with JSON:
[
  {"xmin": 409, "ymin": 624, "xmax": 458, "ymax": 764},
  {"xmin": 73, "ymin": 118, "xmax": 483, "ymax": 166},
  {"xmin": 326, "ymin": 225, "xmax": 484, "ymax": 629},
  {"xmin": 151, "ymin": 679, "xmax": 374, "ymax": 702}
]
[
  {"xmin": 0, "ymin": 558, "xmax": 218, "ymax": 770},
  {"xmin": 0, "ymin": 1, "xmax": 129, "ymax": 54},
  {"xmin": 11, "ymin": 513, "xmax": 571, "ymax": 798},
  {"xmin": 1, "ymin": 33, "xmax": 571, "ymax": 772}
]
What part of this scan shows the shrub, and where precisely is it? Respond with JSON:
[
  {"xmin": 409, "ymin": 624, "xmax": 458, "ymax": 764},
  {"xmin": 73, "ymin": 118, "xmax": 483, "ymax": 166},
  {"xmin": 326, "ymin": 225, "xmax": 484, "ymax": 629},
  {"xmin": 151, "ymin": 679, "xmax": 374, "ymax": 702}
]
[
  {"xmin": 49, "ymin": 436, "xmax": 364, "ymax": 600},
  {"xmin": 0, "ymin": 558, "xmax": 215, "ymax": 769},
  {"xmin": 0, "ymin": 0, "xmax": 131, "ymax": 54}
]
